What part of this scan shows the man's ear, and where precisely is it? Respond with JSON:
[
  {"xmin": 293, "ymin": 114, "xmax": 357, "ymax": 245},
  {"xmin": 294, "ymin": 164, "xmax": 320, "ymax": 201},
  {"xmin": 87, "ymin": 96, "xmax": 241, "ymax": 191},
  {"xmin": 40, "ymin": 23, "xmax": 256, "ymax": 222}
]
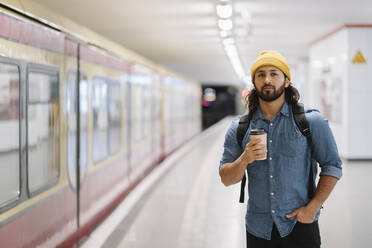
[{"xmin": 284, "ymin": 77, "xmax": 290, "ymax": 88}]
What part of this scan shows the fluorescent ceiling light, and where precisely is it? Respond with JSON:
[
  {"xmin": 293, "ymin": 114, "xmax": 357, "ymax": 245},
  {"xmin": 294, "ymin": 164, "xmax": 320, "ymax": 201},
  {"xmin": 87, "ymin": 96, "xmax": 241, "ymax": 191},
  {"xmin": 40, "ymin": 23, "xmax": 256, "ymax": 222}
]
[
  {"xmin": 223, "ymin": 38, "xmax": 235, "ymax": 46},
  {"xmin": 216, "ymin": 4, "xmax": 232, "ymax": 19},
  {"xmin": 218, "ymin": 19, "xmax": 233, "ymax": 30},
  {"xmin": 223, "ymin": 44, "xmax": 246, "ymax": 80},
  {"xmin": 224, "ymin": 45, "xmax": 238, "ymax": 58},
  {"xmin": 215, "ymin": 1, "xmax": 247, "ymax": 82}
]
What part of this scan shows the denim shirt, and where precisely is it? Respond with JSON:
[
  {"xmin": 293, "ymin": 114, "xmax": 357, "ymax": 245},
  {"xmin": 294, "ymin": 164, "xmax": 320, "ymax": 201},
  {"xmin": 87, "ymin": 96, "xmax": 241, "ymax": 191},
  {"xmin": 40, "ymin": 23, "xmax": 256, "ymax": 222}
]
[{"xmin": 219, "ymin": 101, "xmax": 342, "ymax": 240}]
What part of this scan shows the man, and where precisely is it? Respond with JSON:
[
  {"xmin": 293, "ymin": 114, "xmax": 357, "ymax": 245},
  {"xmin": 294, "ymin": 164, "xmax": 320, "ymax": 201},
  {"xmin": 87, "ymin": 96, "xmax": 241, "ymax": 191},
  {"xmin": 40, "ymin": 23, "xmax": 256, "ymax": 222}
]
[{"xmin": 219, "ymin": 51, "xmax": 342, "ymax": 248}]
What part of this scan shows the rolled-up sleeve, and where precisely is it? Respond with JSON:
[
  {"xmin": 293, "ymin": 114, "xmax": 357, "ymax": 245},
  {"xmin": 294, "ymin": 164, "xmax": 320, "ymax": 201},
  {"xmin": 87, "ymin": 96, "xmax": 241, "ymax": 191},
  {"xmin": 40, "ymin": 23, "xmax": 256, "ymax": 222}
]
[
  {"xmin": 219, "ymin": 117, "xmax": 242, "ymax": 171},
  {"xmin": 307, "ymin": 110, "xmax": 343, "ymax": 179}
]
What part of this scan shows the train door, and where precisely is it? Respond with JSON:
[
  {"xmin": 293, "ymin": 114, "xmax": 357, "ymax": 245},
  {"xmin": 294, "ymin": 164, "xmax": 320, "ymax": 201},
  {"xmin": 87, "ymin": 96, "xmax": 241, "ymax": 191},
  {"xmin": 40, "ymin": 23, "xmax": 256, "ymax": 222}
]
[{"xmin": 65, "ymin": 40, "xmax": 88, "ymax": 243}]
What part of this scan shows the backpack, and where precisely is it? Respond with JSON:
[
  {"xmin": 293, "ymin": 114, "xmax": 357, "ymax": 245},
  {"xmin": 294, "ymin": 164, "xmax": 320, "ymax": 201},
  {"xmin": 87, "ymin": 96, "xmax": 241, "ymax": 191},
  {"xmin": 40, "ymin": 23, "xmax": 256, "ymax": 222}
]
[{"xmin": 237, "ymin": 102, "xmax": 315, "ymax": 203}]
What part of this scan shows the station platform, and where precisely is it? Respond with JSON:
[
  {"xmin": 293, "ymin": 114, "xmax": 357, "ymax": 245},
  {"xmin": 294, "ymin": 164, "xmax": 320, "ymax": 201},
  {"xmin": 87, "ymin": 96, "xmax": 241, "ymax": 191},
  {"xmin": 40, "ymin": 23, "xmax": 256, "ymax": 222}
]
[{"xmin": 81, "ymin": 117, "xmax": 372, "ymax": 248}]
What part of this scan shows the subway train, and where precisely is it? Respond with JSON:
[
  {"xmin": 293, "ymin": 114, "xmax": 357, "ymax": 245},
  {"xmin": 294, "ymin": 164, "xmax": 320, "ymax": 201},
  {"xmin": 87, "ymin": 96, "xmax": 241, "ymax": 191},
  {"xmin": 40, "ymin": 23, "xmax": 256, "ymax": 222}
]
[{"xmin": 0, "ymin": 2, "xmax": 201, "ymax": 247}]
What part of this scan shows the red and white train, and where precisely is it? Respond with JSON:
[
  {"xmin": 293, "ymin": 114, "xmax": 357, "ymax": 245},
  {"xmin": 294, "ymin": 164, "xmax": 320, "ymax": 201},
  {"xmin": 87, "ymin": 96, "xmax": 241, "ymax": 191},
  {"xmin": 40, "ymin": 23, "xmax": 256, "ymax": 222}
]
[{"xmin": 0, "ymin": 1, "xmax": 201, "ymax": 247}]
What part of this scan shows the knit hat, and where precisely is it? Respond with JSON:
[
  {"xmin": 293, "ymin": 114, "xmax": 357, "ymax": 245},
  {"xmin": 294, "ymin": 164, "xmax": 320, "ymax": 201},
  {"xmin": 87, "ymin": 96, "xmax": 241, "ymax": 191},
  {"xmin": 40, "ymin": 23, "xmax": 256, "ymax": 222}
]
[{"xmin": 251, "ymin": 50, "xmax": 291, "ymax": 82}]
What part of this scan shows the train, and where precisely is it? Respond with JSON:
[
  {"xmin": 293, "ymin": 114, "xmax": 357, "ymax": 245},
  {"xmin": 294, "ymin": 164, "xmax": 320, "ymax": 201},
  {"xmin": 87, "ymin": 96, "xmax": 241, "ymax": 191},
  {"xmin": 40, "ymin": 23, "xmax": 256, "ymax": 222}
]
[{"xmin": 0, "ymin": 1, "xmax": 201, "ymax": 247}]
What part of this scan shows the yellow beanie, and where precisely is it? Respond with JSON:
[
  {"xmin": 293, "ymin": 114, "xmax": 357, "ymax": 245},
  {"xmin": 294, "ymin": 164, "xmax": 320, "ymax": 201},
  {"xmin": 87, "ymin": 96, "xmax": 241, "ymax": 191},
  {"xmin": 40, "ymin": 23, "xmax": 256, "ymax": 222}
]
[{"xmin": 251, "ymin": 50, "xmax": 291, "ymax": 82}]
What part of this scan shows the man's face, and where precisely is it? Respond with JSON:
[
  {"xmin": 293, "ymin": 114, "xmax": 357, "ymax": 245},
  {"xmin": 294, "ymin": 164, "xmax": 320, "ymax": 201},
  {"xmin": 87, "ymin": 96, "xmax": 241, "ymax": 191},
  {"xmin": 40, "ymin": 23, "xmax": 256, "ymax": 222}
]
[{"xmin": 253, "ymin": 65, "xmax": 290, "ymax": 102}]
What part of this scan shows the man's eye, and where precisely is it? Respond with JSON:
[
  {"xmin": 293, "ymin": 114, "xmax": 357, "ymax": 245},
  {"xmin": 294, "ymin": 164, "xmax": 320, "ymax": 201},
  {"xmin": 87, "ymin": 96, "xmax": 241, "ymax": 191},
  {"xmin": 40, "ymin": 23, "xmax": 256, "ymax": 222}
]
[{"xmin": 258, "ymin": 74, "xmax": 264, "ymax": 77}]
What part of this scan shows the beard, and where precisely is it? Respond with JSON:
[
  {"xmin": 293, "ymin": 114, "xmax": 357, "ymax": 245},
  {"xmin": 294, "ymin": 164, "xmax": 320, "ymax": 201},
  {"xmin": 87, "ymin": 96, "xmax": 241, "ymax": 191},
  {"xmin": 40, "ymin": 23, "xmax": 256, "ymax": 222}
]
[{"xmin": 255, "ymin": 82, "xmax": 285, "ymax": 102}]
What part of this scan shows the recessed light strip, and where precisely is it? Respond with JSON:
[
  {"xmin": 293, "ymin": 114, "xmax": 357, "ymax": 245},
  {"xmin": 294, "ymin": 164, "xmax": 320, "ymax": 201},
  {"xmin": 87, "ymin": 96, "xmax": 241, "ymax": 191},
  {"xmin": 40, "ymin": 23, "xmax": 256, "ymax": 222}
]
[{"xmin": 216, "ymin": 0, "xmax": 247, "ymax": 82}]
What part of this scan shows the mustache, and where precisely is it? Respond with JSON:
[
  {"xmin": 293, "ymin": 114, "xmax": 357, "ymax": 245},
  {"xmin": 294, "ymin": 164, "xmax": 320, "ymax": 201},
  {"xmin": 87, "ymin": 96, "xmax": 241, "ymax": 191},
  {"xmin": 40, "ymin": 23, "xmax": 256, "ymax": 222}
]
[{"xmin": 262, "ymin": 85, "xmax": 274, "ymax": 90}]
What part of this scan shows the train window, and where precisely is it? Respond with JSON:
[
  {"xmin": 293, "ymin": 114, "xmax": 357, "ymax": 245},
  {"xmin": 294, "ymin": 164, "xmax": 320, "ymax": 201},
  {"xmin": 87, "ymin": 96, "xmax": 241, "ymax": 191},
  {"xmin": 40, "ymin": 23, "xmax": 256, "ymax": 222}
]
[
  {"xmin": 66, "ymin": 71, "xmax": 88, "ymax": 189},
  {"xmin": 0, "ymin": 63, "xmax": 20, "ymax": 206},
  {"xmin": 108, "ymin": 81, "xmax": 121, "ymax": 155},
  {"xmin": 27, "ymin": 69, "xmax": 59, "ymax": 195},
  {"xmin": 92, "ymin": 77, "xmax": 108, "ymax": 162}
]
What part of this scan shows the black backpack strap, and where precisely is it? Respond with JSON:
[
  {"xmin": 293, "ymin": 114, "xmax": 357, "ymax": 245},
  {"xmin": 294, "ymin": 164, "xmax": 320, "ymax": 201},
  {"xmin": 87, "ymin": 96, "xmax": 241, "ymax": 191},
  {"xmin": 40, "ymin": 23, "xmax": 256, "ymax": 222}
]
[
  {"xmin": 237, "ymin": 112, "xmax": 253, "ymax": 203},
  {"xmin": 237, "ymin": 114, "xmax": 253, "ymax": 147},
  {"xmin": 239, "ymin": 173, "xmax": 247, "ymax": 203},
  {"xmin": 292, "ymin": 102, "xmax": 315, "ymax": 199},
  {"xmin": 292, "ymin": 102, "xmax": 311, "ymax": 139}
]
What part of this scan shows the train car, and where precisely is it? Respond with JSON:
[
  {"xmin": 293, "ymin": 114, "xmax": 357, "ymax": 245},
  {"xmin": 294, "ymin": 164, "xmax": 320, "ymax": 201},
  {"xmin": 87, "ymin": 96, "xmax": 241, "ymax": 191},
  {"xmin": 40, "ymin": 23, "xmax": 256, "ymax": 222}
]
[
  {"xmin": 0, "ymin": 1, "xmax": 201, "ymax": 247},
  {"xmin": 162, "ymin": 75, "xmax": 202, "ymax": 155}
]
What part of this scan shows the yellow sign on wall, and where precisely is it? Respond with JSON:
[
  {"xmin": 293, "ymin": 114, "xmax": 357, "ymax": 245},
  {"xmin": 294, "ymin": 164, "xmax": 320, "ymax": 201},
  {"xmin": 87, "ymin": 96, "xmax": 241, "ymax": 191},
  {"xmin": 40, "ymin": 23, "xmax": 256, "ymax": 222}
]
[{"xmin": 352, "ymin": 51, "xmax": 366, "ymax": 64}]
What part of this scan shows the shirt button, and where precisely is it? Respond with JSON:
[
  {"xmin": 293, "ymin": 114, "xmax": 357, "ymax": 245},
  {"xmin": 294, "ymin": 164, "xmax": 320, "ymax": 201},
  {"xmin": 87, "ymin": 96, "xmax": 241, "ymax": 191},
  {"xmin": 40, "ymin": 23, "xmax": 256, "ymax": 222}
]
[
  {"xmin": 269, "ymin": 157, "xmax": 272, "ymax": 160},
  {"xmin": 270, "ymin": 123, "xmax": 273, "ymax": 126},
  {"xmin": 269, "ymin": 140, "xmax": 272, "ymax": 143},
  {"xmin": 271, "ymin": 192, "xmax": 274, "ymax": 196},
  {"xmin": 270, "ymin": 175, "xmax": 273, "ymax": 178},
  {"xmin": 272, "ymin": 210, "xmax": 275, "ymax": 214}
]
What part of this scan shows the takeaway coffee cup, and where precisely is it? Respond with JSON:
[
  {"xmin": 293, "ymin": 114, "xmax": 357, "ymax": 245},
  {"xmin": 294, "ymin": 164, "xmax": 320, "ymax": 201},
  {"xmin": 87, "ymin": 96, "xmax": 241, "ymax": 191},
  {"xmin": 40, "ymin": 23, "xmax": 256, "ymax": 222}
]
[{"xmin": 249, "ymin": 128, "xmax": 267, "ymax": 160}]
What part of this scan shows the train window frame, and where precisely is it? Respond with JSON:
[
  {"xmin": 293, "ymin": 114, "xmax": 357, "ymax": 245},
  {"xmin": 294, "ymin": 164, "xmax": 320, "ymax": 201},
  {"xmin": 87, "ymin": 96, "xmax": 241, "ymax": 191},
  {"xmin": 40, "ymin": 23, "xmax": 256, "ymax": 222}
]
[
  {"xmin": 26, "ymin": 63, "xmax": 60, "ymax": 198},
  {"xmin": 0, "ymin": 58, "xmax": 22, "ymax": 213}
]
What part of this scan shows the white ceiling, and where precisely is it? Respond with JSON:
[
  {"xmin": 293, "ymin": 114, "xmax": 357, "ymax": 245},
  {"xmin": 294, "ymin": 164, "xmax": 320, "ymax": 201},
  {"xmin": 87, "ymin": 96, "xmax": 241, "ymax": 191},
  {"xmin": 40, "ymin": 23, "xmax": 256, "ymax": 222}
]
[{"xmin": 33, "ymin": 0, "xmax": 372, "ymax": 86}]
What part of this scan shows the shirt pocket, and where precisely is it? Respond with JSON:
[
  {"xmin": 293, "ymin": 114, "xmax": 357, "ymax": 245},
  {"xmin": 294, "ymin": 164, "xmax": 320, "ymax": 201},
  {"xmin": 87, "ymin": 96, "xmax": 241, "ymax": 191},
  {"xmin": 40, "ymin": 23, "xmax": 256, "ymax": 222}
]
[{"xmin": 279, "ymin": 128, "xmax": 307, "ymax": 157}]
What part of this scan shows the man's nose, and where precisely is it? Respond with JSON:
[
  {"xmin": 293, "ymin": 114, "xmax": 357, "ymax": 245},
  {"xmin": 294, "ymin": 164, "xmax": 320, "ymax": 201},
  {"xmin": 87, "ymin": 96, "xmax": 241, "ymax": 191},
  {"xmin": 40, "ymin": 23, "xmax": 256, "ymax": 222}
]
[{"xmin": 265, "ymin": 75, "xmax": 272, "ymax": 83}]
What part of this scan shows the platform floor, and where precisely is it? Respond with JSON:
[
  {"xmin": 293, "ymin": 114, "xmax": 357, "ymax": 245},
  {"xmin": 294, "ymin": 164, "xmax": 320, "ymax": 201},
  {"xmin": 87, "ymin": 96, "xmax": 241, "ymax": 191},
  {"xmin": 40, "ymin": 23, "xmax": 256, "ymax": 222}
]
[{"xmin": 82, "ymin": 117, "xmax": 372, "ymax": 248}]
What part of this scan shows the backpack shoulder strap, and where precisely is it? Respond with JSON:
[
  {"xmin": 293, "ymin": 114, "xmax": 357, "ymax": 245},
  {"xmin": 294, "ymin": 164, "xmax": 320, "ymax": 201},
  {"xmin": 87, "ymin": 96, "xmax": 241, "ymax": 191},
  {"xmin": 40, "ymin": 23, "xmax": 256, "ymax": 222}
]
[
  {"xmin": 292, "ymin": 102, "xmax": 311, "ymax": 140},
  {"xmin": 236, "ymin": 112, "xmax": 253, "ymax": 203},
  {"xmin": 237, "ymin": 112, "xmax": 253, "ymax": 147},
  {"xmin": 292, "ymin": 102, "xmax": 315, "ymax": 199}
]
